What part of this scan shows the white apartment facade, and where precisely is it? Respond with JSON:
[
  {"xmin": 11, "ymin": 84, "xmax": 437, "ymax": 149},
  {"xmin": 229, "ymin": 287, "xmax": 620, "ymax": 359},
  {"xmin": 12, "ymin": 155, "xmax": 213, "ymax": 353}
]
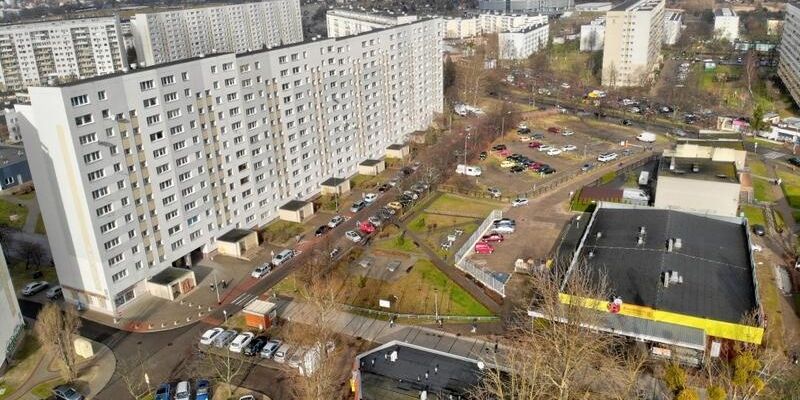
[
  {"xmin": 478, "ymin": 0, "xmax": 574, "ymax": 14},
  {"xmin": 602, "ymin": 0, "xmax": 664, "ymax": 87},
  {"xmin": 499, "ymin": 22, "xmax": 549, "ymax": 59},
  {"xmin": 580, "ymin": 17, "xmax": 605, "ymax": 51},
  {"xmin": 779, "ymin": 2, "xmax": 800, "ymax": 107},
  {"xmin": 131, "ymin": 0, "xmax": 303, "ymax": 66},
  {"xmin": 0, "ymin": 245, "xmax": 23, "ymax": 369},
  {"xmin": 443, "ymin": 17, "xmax": 479, "ymax": 39},
  {"xmin": 478, "ymin": 13, "xmax": 549, "ymax": 34},
  {"xmin": 326, "ymin": 9, "xmax": 418, "ymax": 38},
  {"xmin": 714, "ymin": 8, "xmax": 739, "ymax": 42},
  {"xmin": 22, "ymin": 19, "xmax": 443, "ymax": 315},
  {"xmin": 0, "ymin": 17, "xmax": 126, "ymax": 91},
  {"xmin": 663, "ymin": 9, "xmax": 683, "ymax": 45}
]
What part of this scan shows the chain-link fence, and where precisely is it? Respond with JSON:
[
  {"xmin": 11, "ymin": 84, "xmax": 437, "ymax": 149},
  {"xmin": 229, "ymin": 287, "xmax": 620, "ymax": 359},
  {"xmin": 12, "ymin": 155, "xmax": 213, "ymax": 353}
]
[{"xmin": 454, "ymin": 210, "xmax": 507, "ymax": 297}]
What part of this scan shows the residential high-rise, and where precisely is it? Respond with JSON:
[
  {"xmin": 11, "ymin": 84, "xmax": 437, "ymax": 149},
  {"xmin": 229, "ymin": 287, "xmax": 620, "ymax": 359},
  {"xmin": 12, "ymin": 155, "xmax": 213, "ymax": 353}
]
[
  {"xmin": 21, "ymin": 18, "xmax": 443, "ymax": 315},
  {"xmin": 580, "ymin": 17, "xmax": 605, "ymax": 52},
  {"xmin": 498, "ymin": 22, "xmax": 550, "ymax": 59},
  {"xmin": 478, "ymin": 0, "xmax": 574, "ymax": 15},
  {"xmin": 130, "ymin": 0, "xmax": 303, "ymax": 66},
  {"xmin": 0, "ymin": 245, "xmax": 23, "ymax": 370},
  {"xmin": 601, "ymin": 0, "xmax": 664, "ymax": 87},
  {"xmin": 325, "ymin": 9, "xmax": 418, "ymax": 38},
  {"xmin": 663, "ymin": 9, "xmax": 684, "ymax": 45},
  {"xmin": 779, "ymin": 2, "xmax": 800, "ymax": 107},
  {"xmin": 478, "ymin": 13, "xmax": 548, "ymax": 33},
  {"xmin": 0, "ymin": 17, "xmax": 126, "ymax": 91},
  {"xmin": 443, "ymin": 17, "xmax": 480, "ymax": 39},
  {"xmin": 714, "ymin": 8, "xmax": 739, "ymax": 42}
]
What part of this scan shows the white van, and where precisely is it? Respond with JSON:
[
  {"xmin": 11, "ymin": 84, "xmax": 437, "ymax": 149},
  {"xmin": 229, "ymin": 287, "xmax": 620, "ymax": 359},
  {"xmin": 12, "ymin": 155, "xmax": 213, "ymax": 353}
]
[
  {"xmin": 636, "ymin": 132, "xmax": 656, "ymax": 143},
  {"xmin": 638, "ymin": 171, "xmax": 650, "ymax": 186},
  {"xmin": 174, "ymin": 381, "xmax": 191, "ymax": 400},
  {"xmin": 274, "ymin": 343, "xmax": 293, "ymax": 363},
  {"xmin": 455, "ymin": 164, "xmax": 482, "ymax": 176}
]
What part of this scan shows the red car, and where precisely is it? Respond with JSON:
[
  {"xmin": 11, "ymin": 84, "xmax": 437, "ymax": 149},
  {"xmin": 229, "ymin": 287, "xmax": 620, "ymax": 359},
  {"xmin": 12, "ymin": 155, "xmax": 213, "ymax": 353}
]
[
  {"xmin": 528, "ymin": 163, "xmax": 542, "ymax": 171},
  {"xmin": 359, "ymin": 221, "xmax": 376, "ymax": 234},
  {"xmin": 499, "ymin": 149, "xmax": 511, "ymax": 156},
  {"xmin": 547, "ymin": 127, "xmax": 561, "ymax": 134},
  {"xmin": 481, "ymin": 233, "xmax": 504, "ymax": 242},
  {"xmin": 474, "ymin": 242, "xmax": 495, "ymax": 254},
  {"xmin": 528, "ymin": 141, "xmax": 543, "ymax": 148}
]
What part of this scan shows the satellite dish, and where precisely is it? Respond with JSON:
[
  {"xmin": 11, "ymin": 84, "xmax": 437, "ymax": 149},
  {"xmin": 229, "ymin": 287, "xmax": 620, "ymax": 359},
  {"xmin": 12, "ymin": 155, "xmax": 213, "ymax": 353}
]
[{"xmin": 477, "ymin": 361, "xmax": 485, "ymax": 370}]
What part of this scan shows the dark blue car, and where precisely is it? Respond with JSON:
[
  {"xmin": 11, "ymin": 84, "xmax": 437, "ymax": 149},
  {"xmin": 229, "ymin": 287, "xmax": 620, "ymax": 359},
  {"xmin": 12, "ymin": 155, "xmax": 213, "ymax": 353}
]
[
  {"xmin": 154, "ymin": 383, "xmax": 171, "ymax": 400},
  {"xmin": 195, "ymin": 379, "xmax": 210, "ymax": 400}
]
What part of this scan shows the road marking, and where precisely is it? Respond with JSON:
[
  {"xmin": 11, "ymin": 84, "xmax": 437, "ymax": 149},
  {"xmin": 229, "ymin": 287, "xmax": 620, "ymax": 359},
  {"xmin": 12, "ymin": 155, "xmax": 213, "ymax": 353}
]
[
  {"xmin": 231, "ymin": 293, "xmax": 256, "ymax": 306},
  {"xmin": 764, "ymin": 151, "xmax": 785, "ymax": 160}
]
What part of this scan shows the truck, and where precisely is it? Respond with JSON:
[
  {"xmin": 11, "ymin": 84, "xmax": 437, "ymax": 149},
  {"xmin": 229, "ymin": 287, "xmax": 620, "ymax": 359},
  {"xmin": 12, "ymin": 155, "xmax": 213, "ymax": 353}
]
[
  {"xmin": 622, "ymin": 188, "xmax": 650, "ymax": 206},
  {"xmin": 456, "ymin": 164, "xmax": 482, "ymax": 176},
  {"xmin": 636, "ymin": 131, "xmax": 657, "ymax": 143},
  {"xmin": 638, "ymin": 171, "xmax": 650, "ymax": 186}
]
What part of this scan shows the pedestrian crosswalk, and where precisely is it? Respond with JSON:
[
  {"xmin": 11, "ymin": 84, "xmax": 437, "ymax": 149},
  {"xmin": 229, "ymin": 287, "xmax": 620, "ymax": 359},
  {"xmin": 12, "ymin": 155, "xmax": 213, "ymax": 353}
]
[
  {"xmin": 230, "ymin": 292, "xmax": 258, "ymax": 306},
  {"xmin": 764, "ymin": 151, "xmax": 786, "ymax": 160}
]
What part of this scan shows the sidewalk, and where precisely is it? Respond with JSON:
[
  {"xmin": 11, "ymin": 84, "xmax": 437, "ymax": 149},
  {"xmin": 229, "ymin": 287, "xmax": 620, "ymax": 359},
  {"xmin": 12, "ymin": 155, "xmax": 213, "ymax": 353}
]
[
  {"xmin": 280, "ymin": 300, "xmax": 503, "ymax": 362},
  {"xmin": 6, "ymin": 337, "xmax": 115, "ymax": 400}
]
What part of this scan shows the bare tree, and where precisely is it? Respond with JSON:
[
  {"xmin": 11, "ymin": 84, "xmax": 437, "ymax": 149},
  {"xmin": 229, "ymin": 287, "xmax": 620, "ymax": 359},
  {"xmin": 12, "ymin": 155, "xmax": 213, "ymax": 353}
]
[
  {"xmin": 743, "ymin": 49, "xmax": 759, "ymax": 100},
  {"xmin": 19, "ymin": 241, "xmax": 45, "ymax": 269},
  {"xmin": 477, "ymin": 264, "xmax": 648, "ymax": 400},
  {"xmin": 35, "ymin": 303, "xmax": 82, "ymax": 381},
  {"xmin": 115, "ymin": 348, "xmax": 152, "ymax": 399},
  {"xmin": 201, "ymin": 348, "xmax": 247, "ymax": 399}
]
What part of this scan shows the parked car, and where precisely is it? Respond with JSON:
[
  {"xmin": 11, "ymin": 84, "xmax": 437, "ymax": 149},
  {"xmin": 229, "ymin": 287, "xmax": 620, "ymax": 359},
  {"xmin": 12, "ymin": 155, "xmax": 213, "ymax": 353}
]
[
  {"xmin": 597, "ymin": 152, "xmax": 618, "ymax": 162},
  {"xmin": 487, "ymin": 188, "xmax": 501, "ymax": 198},
  {"xmin": 481, "ymin": 233, "xmax": 504, "ymax": 242},
  {"xmin": 345, "ymin": 230, "xmax": 362, "ymax": 242},
  {"xmin": 350, "ymin": 200, "xmax": 367, "ymax": 212},
  {"xmin": 492, "ymin": 144, "xmax": 507, "ymax": 151},
  {"xmin": 386, "ymin": 202, "xmax": 403, "ymax": 211},
  {"xmin": 359, "ymin": 221, "xmax": 376, "ymax": 234},
  {"xmin": 500, "ymin": 160, "xmax": 516, "ymax": 168},
  {"xmin": 229, "ymin": 332, "xmax": 255, "ymax": 353},
  {"xmin": 528, "ymin": 141, "xmax": 543, "ymax": 149},
  {"xmin": 274, "ymin": 343, "xmax": 293, "ymax": 363},
  {"xmin": 329, "ymin": 247, "xmax": 341, "ymax": 259},
  {"xmin": 474, "ymin": 242, "xmax": 495, "ymax": 254},
  {"xmin": 260, "ymin": 340, "xmax": 282, "ymax": 359},
  {"xmin": 174, "ymin": 381, "xmax": 191, "ymax": 400},
  {"xmin": 363, "ymin": 193, "xmax": 378, "ymax": 203},
  {"xmin": 540, "ymin": 166, "xmax": 557, "ymax": 175},
  {"xmin": 243, "ymin": 336, "xmax": 269, "ymax": 356},
  {"xmin": 479, "ymin": 151, "xmax": 487, "ymax": 160},
  {"xmin": 377, "ymin": 183, "xmax": 391, "ymax": 193},
  {"xmin": 250, "ymin": 263, "xmax": 271, "ymax": 279},
  {"xmin": 493, "ymin": 218, "xmax": 516, "ymax": 225},
  {"xmin": 537, "ymin": 145, "xmax": 552, "ymax": 152},
  {"xmin": 52, "ymin": 385, "xmax": 84, "ymax": 400},
  {"xmin": 212, "ymin": 330, "xmax": 238, "ymax": 348},
  {"xmin": 561, "ymin": 129, "xmax": 574, "ymax": 136},
  {"xmin": 402, "ymin": 190, "xmax": 419, "ymax": 200},
  {"xmin": 200, "ymin": 327, "xmax": 224, "ymax": 345},
  {"xmin": 788, "ymin": 157, "xmax": 800, "ymax": 167},
  {"xmin": 271, "ymin": 249, "xmax": 294, "ymax": 266},
  {"xmin": 547, "ymin": 127, "xmax": 561, "ymax": 134},
  {"xmin": 561, "ymin": 145, "xmax": 577, "ymax": 152},
  {"xmin": 510, "ymin": 165, "xmax": 525, "ymax": 174},
  {"xmin": 314, "ymin": 225, "xmax": 330, "ymax": 237},
  {"xmin": 511, "ymin": 198, "xmax": 529, "ymax": 207},
  {"xmin": 519, "ymin": 136, "xmax": 532, "ymax": 142},
  {"xmin": 239, "ymin": 396, "xmax": 256, "ymax": 400},
  {"xmin": 546, "ymin": 148, "xmax": 562, "ymax": 156},
  {"xmin": 195, "ymin": 380, "xmax": 210, "ymax": 400},
  {"xmin": 46, "ymin": 285, "xmax": 63, "ymax": 300},
  {"xmin": 21, "ymin": 281, "xmax": 48, "ymax": 296},
  {"xmin": 154, "ymin": 384, "xmax": 171, "ymax": 400},
  {"xmin": 491, "ymin": 225, "xmax": 515, "ymax": 234},
  {"xmin": 621, "ymin": 119, "xmax": 632, "ymax": 126},
  {"xmin": 752, "ymin": 224, "xmax": 766, "ymax": 236},
  {"xmin": 328, "ymin": 215, "xmax": 345, "ymax": 228},
  {"xmin": 581, "ymin": 163, "xmax": 594, "ymax": 171}
]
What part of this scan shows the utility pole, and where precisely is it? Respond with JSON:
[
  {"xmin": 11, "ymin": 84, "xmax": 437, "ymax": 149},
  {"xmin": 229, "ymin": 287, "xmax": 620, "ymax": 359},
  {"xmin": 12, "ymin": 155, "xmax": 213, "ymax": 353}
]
[
  {"xmin": 434, "ymin": 288, "xmax": 439, "ymax": 322},
  {"xmin": 213, "ymin": 272, "xmax": 220, "ymax": 304},
  {"xmin": 464, "ymin": 134, "xmax": 470, "ymax": 166}
]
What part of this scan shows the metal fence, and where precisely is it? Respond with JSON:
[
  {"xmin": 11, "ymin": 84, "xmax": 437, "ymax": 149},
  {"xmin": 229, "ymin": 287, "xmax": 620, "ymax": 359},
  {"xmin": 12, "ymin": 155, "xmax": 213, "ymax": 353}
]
[
  {"xmin": 342, "ymin": 304, "xmax": 500, "ymax": 321},
  {"xmin": 453, "ymin": 209, "xmax": 507, "ymax": 297}
]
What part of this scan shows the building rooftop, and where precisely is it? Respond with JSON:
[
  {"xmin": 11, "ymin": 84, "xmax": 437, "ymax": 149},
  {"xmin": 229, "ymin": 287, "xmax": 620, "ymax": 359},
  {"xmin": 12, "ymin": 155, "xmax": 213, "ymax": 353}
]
[
  {"xmin": 355, "ymin": 341, "xmax": 491, "ymax": 400},
  {"xmin": 610, "ymin": 0, "xmax": 662, "ymax": 12},
  {"xmin": 217, "ymin": 228, "xmax": 253, "ymax": 243},
  {"xmin": 572, "ymin": 204, "xmax": 758, "ymax": 324},
  {"xmin": 0, "ymin": 145, "xmax": 26, "ymax": 166},
  {"xmin": 359, "ymin": 159, "xmax": 384, "ymax": 166},
  {"xmin": 665, "ymin": 9, "xmax": 683, "ymax": 21},
  {"xmin": 658, "ymin": 157, "xmax": 738, "ymax": 183},
  {"xmin": 149, "ymin": 267, "xmax": 193, "ymax": 285},
  {"xmin": 715, "ymin": 8, "xmax": 737, "ymax": 17},
  {"xmin": 279, "ymin": 200, "xmax": 310, "ymax": 212},
  {"xmin": 321, "ymin": 177, "xmax": 348, "ymax": 187},
  {"xmin": 386, "ymin": 143, "xmax": 408, "ymax": 150}
]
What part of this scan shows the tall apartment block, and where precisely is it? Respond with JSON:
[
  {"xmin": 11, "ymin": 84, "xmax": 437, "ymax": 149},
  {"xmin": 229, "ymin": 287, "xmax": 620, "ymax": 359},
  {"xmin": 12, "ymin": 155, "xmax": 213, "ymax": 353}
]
[
  {"xmin": 714, "ymin": 8, "xmax": 739, "ymax": 42},
  {"xmin": 663, "ymin": 9, "xmax": 684, "ymax": 45},
  {"xmin": 601, "ymin": 0, "xmax": 664, "ymax": 87},
  {"xmin": 130, "ymin": 0, "xmax": 303, "ymax": 67},
  {"xmin": 0, "ymin": 245, "xmax": 23, "ymax": 369},
  {"xmin": 478, "ymin": 0, "xmax": 574, "ymax": 14},
  {"xmin": 779, "ymin": 2, "xmax": 800, "ymax": 107},
  {"xmin": 0, "ymin": 17, "xmax": 126, "ymax": 91},
  {"xmin": 478, "ymin": 13, "xmax": 548, "ymax": 33},
  {"xmin": 498, "ymin": 22, "xmax": 550, "ymax": 59},
  {"xmin": 21, "ymin": 19, "xmax": 443, "ymax": 315},
  {"xmin": 326, "ymin": 9, "xmax": 418, "ymax": 38}
]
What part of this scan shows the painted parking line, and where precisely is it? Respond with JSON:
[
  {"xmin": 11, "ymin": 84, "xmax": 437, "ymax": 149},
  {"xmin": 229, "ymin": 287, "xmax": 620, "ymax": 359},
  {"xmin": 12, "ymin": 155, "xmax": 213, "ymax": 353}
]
[{"xmin": 764, "ymin": 151, "xmax": 785, "ymax": 160}]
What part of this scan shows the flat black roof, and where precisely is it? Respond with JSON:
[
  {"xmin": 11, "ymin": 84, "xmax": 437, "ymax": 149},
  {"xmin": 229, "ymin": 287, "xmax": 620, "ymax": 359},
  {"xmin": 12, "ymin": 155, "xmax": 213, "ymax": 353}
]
[
  {"xmin": 356, "ymin": 341, "xmax": 487, "ymax": 399},
  {"xmin": 217, "ymin": 228, "xmax": 253, "ymax": 243},
  {"xmin": 321, "ymin": 177, "xmax": 348, "ymax": 187},
  {"xmin": 658, "ymin": 157, "xmax": 738, "ymax": 183},
  {"xmin": 279, "ymin": 199, "xmax": 309, "ymax": 211},
  {"xmin": 574, "ymin": 205, "xmax": 757, "ymax": 324},
  {"xmin": 149, "ymin": 267, "xmax": 192, "ymax": 285},
  {"xmin": 360, "ymin": 159, "xmax": 384, "ymax": 167},
  {"xmin": 386, "ymin": 143, "xmax": 407, "ymax": 150}
]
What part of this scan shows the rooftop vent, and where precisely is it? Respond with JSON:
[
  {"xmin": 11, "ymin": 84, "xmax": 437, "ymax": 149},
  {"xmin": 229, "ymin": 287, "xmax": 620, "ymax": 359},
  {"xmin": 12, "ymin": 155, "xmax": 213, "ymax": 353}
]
[
  {"xmin": 667, "ymin": 238, "xmax": 674, "ymax": 252},
  {"xmin": 390, "ymin": 350, "xmax": 397, "ymax": 362},
  {"xmin": 588, "ymin": 250, "xmax": 595, "ymax": 258},
  {"xmin": 596, "ymin": 231, "xmax": 602, "ymax": 239},
  {"xmin": 674, "ymin": 238, "xmax": 682, "ymax": 249},
  {"xmin": 669, "ymin": 156, "xmax": 676, "ymax": 170},
  {"xmin": 662, "ymin": 270, "xmax": 684, "ymax": 287}
]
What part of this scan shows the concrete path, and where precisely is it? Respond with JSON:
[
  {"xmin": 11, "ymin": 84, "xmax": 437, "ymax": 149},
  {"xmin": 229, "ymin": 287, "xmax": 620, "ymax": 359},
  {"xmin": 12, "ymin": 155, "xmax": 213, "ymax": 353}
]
[
  {"xmin": 280, "ymin": 300, "xmax": 502, "ymax": 362},
  {"xmin": 5, "ymin": 337, "xmax": 116, "ymax": 400}
]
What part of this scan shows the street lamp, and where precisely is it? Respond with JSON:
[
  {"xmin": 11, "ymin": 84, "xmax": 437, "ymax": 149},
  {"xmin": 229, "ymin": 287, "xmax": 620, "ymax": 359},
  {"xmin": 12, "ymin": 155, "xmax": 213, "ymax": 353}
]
[
  {"xmin": 223, "ymin": 309, "xmax": 228, "ymax": 323},
  {"xmin": 500, "ymin": 109, "xmax": 512, "ymax": 139},
  {"xmin": 213, "ymin": 272, "xmax": 220, "ymax": 304},
  {"xmin": 464, "ymin": 133, "xmax": 471, "ymax": 166},
  {"xmin": 433, "ymin": 288, "xmax": 439, "ymax": 323}
]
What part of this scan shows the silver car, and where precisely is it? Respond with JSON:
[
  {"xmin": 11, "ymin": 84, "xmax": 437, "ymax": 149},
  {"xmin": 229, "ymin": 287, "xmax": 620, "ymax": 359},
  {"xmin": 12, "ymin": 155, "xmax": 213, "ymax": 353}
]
[{"xmin": 212, "ymin": 329, "xmax": 238, "ymax": 348}]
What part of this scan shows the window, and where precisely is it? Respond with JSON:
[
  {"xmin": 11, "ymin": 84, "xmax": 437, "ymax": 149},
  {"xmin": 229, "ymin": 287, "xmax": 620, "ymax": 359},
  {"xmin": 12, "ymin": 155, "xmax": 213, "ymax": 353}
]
[
  {"xmin": 181, "ymin": 72, "xmax": 189, "ymax": 81},
  {"xmin": 70, "ymin": 94, "xmax": 89, "ymax": 107},
  {"xmin": 161, "ymin": 75, "xmax": 175, "ymax": 85},
  {"xmin": 222, "ymin": 62, "xmax": 233, "ymax": 71},
  {"xmin": 165, "ymin": 210, "xmax": 178, "ymax": 220},
  {"xmin": 149, "ymin": 131, "xmax": 164, "ymax": 141},
  {"xmin": 170, "ymin": 125, "xmax": 184, "ymax": 135},
  {"xmin": 155, "ymin": 163, "xmax": 170, "ymax": 174},
  {"xmin": 187, "ymin": 215, "xmax": 199, "ymax": 226},
  {"xmin": 153, "ymin": 147, "xmax": 167, "ymax": 158},
  {"xmin": 178, "ymin": 171, "xmax": 191, "ymax": 182},
  {"xmin": 87, "ymin": 169, "xmax": 105, "ymax": 182},
  {"xmin": 164, "ymin": 92, "xmax": 178, "ymax": 102},
  {"xmin": 79, "ymin": 132, "xmax": 97, "ymax": 145},
  {"xmin": 104, "ymin": 237, "xmax": 120, "ymax": 250},
  {"xmin": 98, "ymin": 90, "xmax": 107, "ymax": 100},
  {"xmin": 176, "ymin": 156, "xmax": 189, "ymax": 167},
  {"xmin": 162, "ymin": 194, "xmax": 176, "ymax": 205},
  {"xmin": 166, "ymin": 109, "xmax": 181, "ymax": 119},
  {"xmin": 96, "ymin": 204, "xmax": 113, "ymax": 217},
  {"xmin": 143, "ymin": 97, "xmax": 158, "ymax": 108},
  {"xmin": 146, "ymin": 115, "xmax": 161, "ymax": 125},
  {"xmin": 100, "ymin": 221, "xmax": 116, "ymax": 234},
  {"xmin": 159, "ymin": 179, "xmax": 173, "ymax": 190},
  {"xmin": 139, "ymin": 80, "xmax": 154, "ymax": 91},
  {"xmin": 83, "ymin": 151, "xmax": 102, "ymax": 164},
  {"xmin": 110, "ymin": 267, "xmax": 127, "ymax": 281},
  {"xmin": 168, "ymin": 224, "xmax": 182, "ymax": 235},
  {"xmin": 173, "ymin": 140, "xmax": 186, "ymax": 151},
  {"xmin": 91, "ymin": 187, "xmax": 109, "ymax": 200},
  {"xmin": 75, "ymin": 114, "xmax": 93, "ymax": 126},
  {"xmin": 171, "ymin": 239, "xmax": 184, "ymax": 251}
]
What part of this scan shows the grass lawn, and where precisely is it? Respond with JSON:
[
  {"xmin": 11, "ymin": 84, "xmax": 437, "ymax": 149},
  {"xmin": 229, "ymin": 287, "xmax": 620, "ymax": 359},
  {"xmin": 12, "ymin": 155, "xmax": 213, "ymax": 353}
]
[
  {"xmin": 740, "ymin": 205, "xmax": 766, "ymax": 226},
  {"xmin": 755, "ymin": 263, "xmax": 785, "ymax": 351},
  {"xmin": 408, "ymin": 213, "xmax": 476, "ymax": 234},
  {"xmin": 261, "ymin": 220, "xmax": 305, "ymax": 245},
  {"xmin": 0, "ymin": 333, "xmax": 44, "ymax": 400},
  {"xmin": 345, "ymin": 259, "xmax": 493, "ymax": 316},
  {"xmin": 374, "ymin": 233, "xmax": 421, "ymax": 254},
  {"xmin": 777, "ymin": 170, "xmax": 800, "ymax": 209},
  {"xmin": 12, "ymin": 192, "xmax": 35, "ymax": 201},
  {"xmin": 351, "ymin": 174, "xmax": 381, "ymax": 190},
  {"xmin": 0, "ymin": 198, "xmax": 27, "ymax": 229},
  {"xmin": 424, "ymin": 193, "xmax": 501, "ymax": 218},
  {"xmin": 34, "ymin": 215, "xmax": 45, "ymax": 235},
  {"xmin": 29, "ymin": 378, "xmax": 65, "ymax": 399},
  {"xmin": 749, "ymin": 158, "xmax": 769, "ymax": 177},
  {"xmin": 8, "ymin": 262, "xmax": 58, "ymax": 291}
]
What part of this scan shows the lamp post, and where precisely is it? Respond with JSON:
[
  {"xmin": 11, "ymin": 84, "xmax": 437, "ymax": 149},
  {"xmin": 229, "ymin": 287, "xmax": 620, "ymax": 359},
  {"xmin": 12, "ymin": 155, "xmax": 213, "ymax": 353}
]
[
  {"xmin": 223, "ymin": 309, "xmax": 228, "ymax": 323},
  {"xmin": 434, "ymin": 288, "xmax": 439, "ymax": 322},
  {"xmin": 464, "ymin": 133, "xmax": 471, "ymax": 166},
  {"xmin": 213, "ymin": 272, "xmax": 220, "ymax": 304}
]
